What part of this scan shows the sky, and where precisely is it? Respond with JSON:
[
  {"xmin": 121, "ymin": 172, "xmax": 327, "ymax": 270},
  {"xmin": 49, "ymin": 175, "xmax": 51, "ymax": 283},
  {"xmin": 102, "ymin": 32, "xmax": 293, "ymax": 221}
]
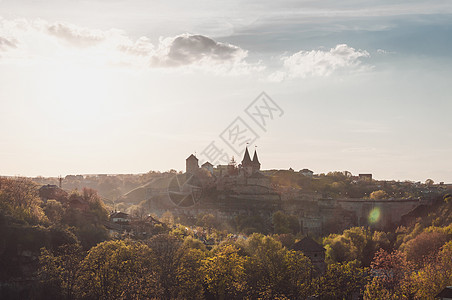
[{"xmin": 1, "ymin": 0, "xmax": 452, "ymax": 183}]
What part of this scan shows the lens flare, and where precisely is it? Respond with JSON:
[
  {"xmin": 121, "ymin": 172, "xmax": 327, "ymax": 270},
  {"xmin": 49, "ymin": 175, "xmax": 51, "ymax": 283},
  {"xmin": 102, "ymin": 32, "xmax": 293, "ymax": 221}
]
[{"xmin": 368, "ymin": 207, "xmax": 380, "ymax": 224}]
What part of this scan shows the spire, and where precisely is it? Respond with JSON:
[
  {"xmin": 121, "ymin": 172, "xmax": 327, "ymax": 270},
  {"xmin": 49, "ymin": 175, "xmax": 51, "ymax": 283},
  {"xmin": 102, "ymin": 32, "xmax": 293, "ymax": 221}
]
[
  {"xmin": 242, "ymin": 147, "xmax": 252, "ymax": 165},
  {"xmin": 252, "ymin": 150, "xmax": 260, "ymax": 165}
]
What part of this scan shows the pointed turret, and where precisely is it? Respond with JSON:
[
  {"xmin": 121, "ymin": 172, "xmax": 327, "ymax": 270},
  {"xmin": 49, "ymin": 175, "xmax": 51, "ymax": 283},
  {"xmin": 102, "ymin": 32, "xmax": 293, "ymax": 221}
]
[
  {"xmin": 241, "ymin": 147, "xmax": 252, "ymax": 165},
  {"xmin": 252, "ymin": 150, "xmax": 260, "ymax": 165},
  {"xmin": 252, "ymin": 150, "xmax": 261, "ymax": 172}
]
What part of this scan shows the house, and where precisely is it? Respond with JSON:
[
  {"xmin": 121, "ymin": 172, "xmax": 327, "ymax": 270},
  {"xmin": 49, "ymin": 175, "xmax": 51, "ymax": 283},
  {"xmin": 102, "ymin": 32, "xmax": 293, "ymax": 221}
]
[
  {"xmin": 359, "ymin": 174, "xmax": 372, "ymax": 182},
  {"xmin": 201, "ymin": 161, "xmax": 214, "ymax": 174},
  {"xmin": 300, "ymin": 169, "xmax": 314, "ymax": 178},
  {"xmin": 110, "ymin": 211, "xmax": 131, "ymax": 224},
  {"xmin": 436, "ymin": 286, "xmax": 452, "ymax": 299},
  {"xmin": 293, "ymin": 237, "xmax": 326, "ymax": 274},
  {"xmin": 145, "ymin": 214, "xmax": 164, "ymax": 226}
]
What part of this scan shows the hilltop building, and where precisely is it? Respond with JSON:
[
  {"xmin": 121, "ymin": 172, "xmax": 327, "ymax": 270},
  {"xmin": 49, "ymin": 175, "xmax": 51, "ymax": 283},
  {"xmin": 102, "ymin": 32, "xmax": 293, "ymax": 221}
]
[
  {"xmin": 241, "ymin": 147, "xmax": 261, "ymax": 176},
  {"xmin": 201, "ymin": 161, "xmax": 214, "ymax": 174},
  {"xmin": 186, "ymin": 154, "xmax": 199, "ymax": 174},
  {"xmin": 300, "ymin": 169, "xmax": 314, "ymax": 178},
  {"xmin": 358, "ymin": 174, "xmax": 372, "ymax": 182}
]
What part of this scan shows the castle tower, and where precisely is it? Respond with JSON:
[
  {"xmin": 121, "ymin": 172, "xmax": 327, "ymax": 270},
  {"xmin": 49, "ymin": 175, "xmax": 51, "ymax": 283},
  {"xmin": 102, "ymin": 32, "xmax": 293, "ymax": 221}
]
[
  {"xmin": 186, "ymin": 154, "xmax": 199, "ymax": 174},
  {"xmin": 252, "ymin": 150, "xmax": 261, "ymax": 173},
  {"xmin": 241, "ymin": 147, "xmax": 253, "ymax": 176}
]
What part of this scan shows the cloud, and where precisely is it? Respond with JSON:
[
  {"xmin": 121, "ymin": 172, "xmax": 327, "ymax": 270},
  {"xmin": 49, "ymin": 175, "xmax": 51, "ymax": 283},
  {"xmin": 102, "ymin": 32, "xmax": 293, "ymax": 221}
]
[
  {"xmin": 0, "ymin": 36, "xmax": 17, "ymax": 51},
  {"xmin": 0, "ymin": 18, "xmax": 258, "ymax": 74},
  {"xmin": 270, "ymin": 44, "xmax": 370, "ymax": 81},
  {"xmin": 150, "ymin": 34, "xmax": 248, "ymax": 67},
  {"xmin": 118, "ymin": 36, "xmax": 154, "ymax": 56},
  {"xmin": 47, "ymin": 22, "xmax": 105, "ymax": 47}
]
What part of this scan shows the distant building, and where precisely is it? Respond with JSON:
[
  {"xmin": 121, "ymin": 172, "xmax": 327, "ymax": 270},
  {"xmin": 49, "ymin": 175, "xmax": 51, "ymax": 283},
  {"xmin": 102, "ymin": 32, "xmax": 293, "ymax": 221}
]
[
  {"xmin": 201, "ymin": 161, "xmax": 214, "ymax": 174},
  {"xmin": 110, "ymin": 211, "xmax": 131, "ymax": 224},
  {"xmin": 300, "ymin": 169, "xmax": 314, "ymax": 178},
  {"xmin": 359, "ymin": 174, "xmax": 372, "ymax": 182},
  {"xmin": 293, "ymin": 237, "xmax": 326, "ymax": 275},
  {"xmin": 186, "ymin": 154, "xmax": 199, "ymax": 174},
  {"xmin": 241, "ymin": 148, "xmax": 261, "ymax": 176}
]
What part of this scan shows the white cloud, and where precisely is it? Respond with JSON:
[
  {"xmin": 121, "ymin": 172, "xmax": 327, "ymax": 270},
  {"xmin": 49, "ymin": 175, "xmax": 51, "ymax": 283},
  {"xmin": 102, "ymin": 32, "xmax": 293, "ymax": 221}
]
[
  {"xmin": 270, "ymin": 44, "xmax": 370, "ymax": 81},
  {"xmin": 47, "ymin": 22, "xmax": 105, "ymax": 47},
  {"xmin": 150, "ymin": 34, "xmax": 247, "ymax": 67},
  {"xmin": 0, "ymin": 18, "xmax": 259, "ymax": 74},
  {"xmin": 0, "ymin": 36, "xmax": 16, "ymax": 51},
  {"xmin": 118, "ymin": 36, "xmax": 154, "ymax": 56}
]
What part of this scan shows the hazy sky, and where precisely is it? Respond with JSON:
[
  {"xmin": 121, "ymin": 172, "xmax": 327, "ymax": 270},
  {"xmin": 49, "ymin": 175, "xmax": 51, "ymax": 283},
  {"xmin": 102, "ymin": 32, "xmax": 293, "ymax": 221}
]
[{"xmin": 1, "ymin": 0, "xmax": 452, "ymax": 182}]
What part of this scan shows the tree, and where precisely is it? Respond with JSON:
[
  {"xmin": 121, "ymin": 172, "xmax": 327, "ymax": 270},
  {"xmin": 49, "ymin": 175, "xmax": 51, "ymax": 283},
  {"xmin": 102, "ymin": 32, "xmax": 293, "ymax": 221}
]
[
  {"xmin": 425, "ymin": 179, "xmax": 434, "ymax": 187},
  {"xmin": 410, "ymin": 241, "xmax": 452, "ymax": 299},
  {"xmin": 404, "ymin": 230, "xmax": 448, "ymax": 266},
  {"xmin": 0, "ymin": 177, "xmax": 45, "ymax": 223},
  {"xmin": 316, "ymin": 260, "xmax": 369, "ymax": 299},
  {"xmin": 44, "ymin": 200, "xmax": 65, "ymax": 224},
  {"xmin": 175, "ymin": 248, "xmax": 207, "ymax": 299},
  {"xmin": 202, "ymin": 244, "xmax": 248, "ymax": 300},
  {"xmin": 77, "ymin": 240, "xmax": 159, "ymax": 299},
  {"xmin": 147, "ymin": 234, "xmax": 183, "ymax": 299},
  {"xmin": 272, "ymin": 211, "xmax": 299, "ymax": 234},
  {"xmin": 369, "ymin": 190, "xmax": 388, "ymax": 200},
  {"xmin": 243, "ymin": 234, "xmax": 311, "ymax": 299},
  {"xmin": 324, "ymin": 227, "xmax": 380, "ymax": 267},
  {"xmin": 39, "ymin": 244, "xmax": 84, "ymax": 300},
  {"xmin": 364, "ymin": 249, "xmax": 414, "ymax": 299}
]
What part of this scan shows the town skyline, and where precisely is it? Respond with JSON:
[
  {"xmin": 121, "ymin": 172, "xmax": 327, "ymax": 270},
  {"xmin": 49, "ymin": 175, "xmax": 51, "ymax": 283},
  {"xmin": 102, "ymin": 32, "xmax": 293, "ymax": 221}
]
[{"xmin": 1, "ymin": 0, "xmax": 451, "ymax": 183}]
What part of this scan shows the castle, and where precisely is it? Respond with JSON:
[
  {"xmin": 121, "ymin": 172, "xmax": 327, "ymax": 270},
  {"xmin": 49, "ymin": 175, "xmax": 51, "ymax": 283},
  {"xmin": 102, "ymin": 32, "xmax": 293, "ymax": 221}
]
[{"xmin": 186, "ymin": 147, "xmax": 262, "ymax": 178}]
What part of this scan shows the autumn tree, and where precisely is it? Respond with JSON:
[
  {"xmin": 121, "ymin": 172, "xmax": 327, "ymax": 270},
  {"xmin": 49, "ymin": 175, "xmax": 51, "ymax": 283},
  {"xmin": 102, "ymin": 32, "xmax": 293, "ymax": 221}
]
[
  {"xmin": 39, "ymin": 244, "xmax": 84, "ymax": 300},
  {"xmin": 403, "ymin": 230, "xmax": 448, "ymax": 267},
  {"xmin": 0, "ymin": 177, "xmax": 45, "ymax": 223},
  {"xmin": 243, "ymin": 234, "xmax": 312, "ymax": 299},
  {"xmin": 410, "ymin": 241, "xmax": 452, "ymax": 299},
  {"xmin": 147, "ymin": 234, "xmax": 183, "ymax": 299},
  {"xmin": 77, "ymin": 240, "xmax": 159, "ymax": 299},
  {"xmin": 316, "ymin": 260, "xmax": 369, "ymax": 299},
  {"xmin": 369, "ymin": 190, "xmax": 388, "ymax": 200},
  {"xmin": 202, "ymin": 243, "xmax": 248, "ymax": 300},
  {"xmin": 175, "ymin": 248, "xmax": 207, "ymax": 299},
  {"xmin": 364, "ymin": 249, "xmax": 414, "ymax": 299},
  {"xmin": 324, "ymin": 227, "xmax": 391, "ymax": 267},
  {"xmin": 44, "ymin": 200, "xmax": 65, "ymax": 224}
]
